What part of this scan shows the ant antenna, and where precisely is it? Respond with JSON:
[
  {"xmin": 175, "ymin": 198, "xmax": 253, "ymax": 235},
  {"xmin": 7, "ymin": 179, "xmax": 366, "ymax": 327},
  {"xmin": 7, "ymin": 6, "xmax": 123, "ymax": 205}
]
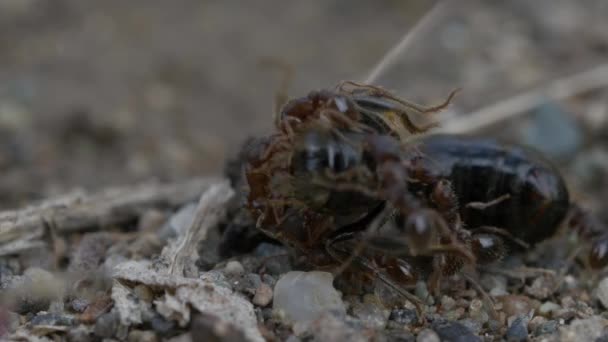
[{"xmin": 364, "ymin": 1, "xmax": 451, "ymax": 84}]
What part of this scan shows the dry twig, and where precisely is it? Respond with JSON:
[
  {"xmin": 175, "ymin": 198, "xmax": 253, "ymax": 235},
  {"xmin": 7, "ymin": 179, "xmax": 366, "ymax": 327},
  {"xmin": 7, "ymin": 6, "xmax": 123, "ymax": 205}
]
[
  {"xmin": 165, "ymin": 181, "xmax": 234, "ymax": 276},
  {"xmin": 0, "ymin": 178, "xmax": 218, "ymax": 256},
  {"xmin": 440, "ymin": 63, "xmax": 608, "ymax": 133}
]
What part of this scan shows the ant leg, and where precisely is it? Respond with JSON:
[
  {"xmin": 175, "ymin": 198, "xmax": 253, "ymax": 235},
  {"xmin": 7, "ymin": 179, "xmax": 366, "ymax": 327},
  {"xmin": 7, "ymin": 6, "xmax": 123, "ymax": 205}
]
[
  {"xmin": 254, "ymin": 135, "xmax": 291, "ymax": 164},
  {"xmin": 354, "ymin": 254, "xmax": 426, "ymax": 318},
  {"xmin": 328, "ymin": 204, "xmax": 392, "ymax": 276},
  {"xmin": 462, "ymin": 272, "xmax": 499, "ymax": 320},
  {"xmin": 324, "ymin": 234, "xmax": 426, "ymax": 316},
  {"xmin": 427, "ymin": 256, "xmax": 444, "ymax": 298},
  {"xmin": 318, "ymin": 108, "xmax": 376, "ymax": 134},
  {"xmin": 338, "ymin": 80, "xmax": 459, "ymax": 115}
]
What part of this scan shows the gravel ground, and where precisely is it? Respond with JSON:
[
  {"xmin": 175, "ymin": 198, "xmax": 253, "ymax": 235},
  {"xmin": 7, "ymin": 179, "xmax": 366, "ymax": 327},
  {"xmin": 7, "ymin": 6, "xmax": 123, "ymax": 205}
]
[{"xmin": 1, "ymin": 0, "xmax": 608, "ymax": 341}]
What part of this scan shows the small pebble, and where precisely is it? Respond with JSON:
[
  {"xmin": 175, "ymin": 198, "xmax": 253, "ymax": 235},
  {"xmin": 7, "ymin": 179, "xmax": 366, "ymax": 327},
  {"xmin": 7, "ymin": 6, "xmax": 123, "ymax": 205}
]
[
  {"xmin": 389, "ymin": 308, "xmax": 418, "ymax": 326},
  {"xmin": 480, "ymin": 274, "xmax": 508, "ymax": 297},
  {"xmin": 505, "ymin": 315, "xmax": 529, "ymax": 342},
  {"xmin": 351, "ymin": 297, "xmax": 389, "ymax": 329},
  {"xmin": 134, "ymin": 285, "xmax": 154, "ymax": 303},
  {"xmin": 458, "ymin": 318, "xmax": 483, "ymax": 335},
  {"xmin": 253, "ymin": 283, "xmax": 273, "ymax": 307},
  {"xmin": 224, "ymin": 261, "xmax": 245, "ymax": 276},
  {"xmin": 596, "ymin": 277, "xmax": 608, "ymax": 309},
  {"xmin": 273, "ymin": 271, "xmax": 345, "ymax": 323},
  {"xmin": 68, "ymin": 233, "xmax": 113, "ymax": 273},
  {"xmin": 445, "ymin": 308, "xmax": 465, "ymax": 321},
  {"xmin": 468, "ymin": 299, "xmax": 486, "ymax": 322},
  {"xmin": 432, "ymin": 320, "xmax": 481, "ymax": 342},
  {"xmin": 94, "ymin": 311, "xmax": 119, "ymax": 338},
  {"xmin": 190, "ymin": 313, "xmax": 248, "ymax": 342},
  {"xmin": 66, "ymin": 325, "xmax": 94, "ymax": 342},
  {"xmin": 416, "ymin": 329, "xmax": 440, "ymax": 342},
  {"xmin": 262, "ymin": 274, "xmax": 276, "ymax": 288},
  {"xmin": 70, "ymin": 298, "xmax": 90, "ymax": 313},
  {"xmin": 535, "ymin": 320, "xmax": 558, "ymax": 336},
  {"xmin": 539, "ymin": 301, "xmax": 561, "ymax": 317},
  {"xmin": 440, "ymin": 295, "xmax": 457, "ymax": 311},
  {"xmin": 499, "ymin": 295, "xmax": 534, "ymax": 317},
  {"xmin": 234, "ymin": 273, "xmax": 262, "ymax": 296},
  {"xmin": 560, "ymin": 296, "xmax": 576, "ymax": 309},
  {"xmin": 525, "ymin": 276, "xmax": 554, "ymax": 299},
  {"xmin": 150, "ymin": 314, "xmax": 175, "ymax": 335},
  {"xmin": 528, "ymin": 316, "xmax": 547, "ymax": 331},
  {"xmin": 387, "ymin": 330, "xmax": 416, "ymax": 342},
  {"xmin": 487, "ymin": 320, "xmax": 503, "ymax": 334},
  {"xmin": 128, "ymin": 330, "xmax": 158, "ymax": 342},
  {"xmin": 559, "ymin": 316, "xmax": 607, "ymax": 341}
]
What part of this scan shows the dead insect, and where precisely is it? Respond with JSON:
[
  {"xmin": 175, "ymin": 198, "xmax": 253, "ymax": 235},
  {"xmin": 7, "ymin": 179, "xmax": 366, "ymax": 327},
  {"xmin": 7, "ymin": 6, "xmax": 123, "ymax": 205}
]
[{"xmin": 235, "ymin": 80, "xmax": 605, "ymax": 317}]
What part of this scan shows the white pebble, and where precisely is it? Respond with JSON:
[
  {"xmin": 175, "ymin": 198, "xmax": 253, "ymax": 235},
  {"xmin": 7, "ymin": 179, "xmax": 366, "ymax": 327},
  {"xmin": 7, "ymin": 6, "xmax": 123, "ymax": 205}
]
[
  {"xmin": 273, "ymin": 271, "xmax": 345, "ymax": 323},
  {"xmin": 596, "ymin": 277, "xmax": 608, "ymax": 309},
  {"xmin": 224, "ymin": 261, "xmax": 245, "ymax": 276}
]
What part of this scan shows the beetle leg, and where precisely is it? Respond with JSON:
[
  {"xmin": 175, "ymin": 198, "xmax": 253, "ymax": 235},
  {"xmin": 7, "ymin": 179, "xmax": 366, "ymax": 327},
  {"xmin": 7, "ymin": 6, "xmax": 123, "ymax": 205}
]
[
  {"xmin": 472, "ymin": 226, "xmax": 529, "ymax": 249},
  {"xmin": 465, "ymin": 194, "xmax": 511, "ymax": 211},
  {"xmin": 566, "ymin": 204, "xmax": 608, "ymax": 269}
]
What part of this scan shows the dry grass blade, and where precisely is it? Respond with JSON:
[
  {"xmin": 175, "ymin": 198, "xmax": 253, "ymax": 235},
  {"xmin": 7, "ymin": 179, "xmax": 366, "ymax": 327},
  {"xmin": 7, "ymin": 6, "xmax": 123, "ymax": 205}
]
[
  {"xmin": 440, "ymin": 63, "xmax": 608, "ymax": 134},
  {"xmin": 364, "ymin": 0, "xmax": 450, "ymax": 84}
]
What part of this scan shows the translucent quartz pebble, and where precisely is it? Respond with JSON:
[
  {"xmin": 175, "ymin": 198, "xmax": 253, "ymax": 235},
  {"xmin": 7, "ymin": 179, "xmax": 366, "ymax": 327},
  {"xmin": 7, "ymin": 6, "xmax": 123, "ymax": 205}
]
[{"xmin": 273, "ymin": 271, "xmax": 345, "ymax": 323}]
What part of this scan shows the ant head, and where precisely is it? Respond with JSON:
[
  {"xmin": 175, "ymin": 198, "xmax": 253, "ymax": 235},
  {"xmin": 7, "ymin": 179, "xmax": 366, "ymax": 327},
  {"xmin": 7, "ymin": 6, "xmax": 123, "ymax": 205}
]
[
  {"xmin": 471, "ymin": 233, "xmax": 506, "ymax": 264},
  {"xmin": 396, "ymin": 208, "xmax": 441, "ymax": 256},
  {"xmin": 589, "ymin": 236, "xmax": 608, "ymax": 269}
]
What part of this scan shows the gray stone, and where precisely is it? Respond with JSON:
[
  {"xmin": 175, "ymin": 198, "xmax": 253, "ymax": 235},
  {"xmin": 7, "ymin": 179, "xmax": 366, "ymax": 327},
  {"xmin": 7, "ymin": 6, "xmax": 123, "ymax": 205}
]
[
  {"xmin": 559, "ymin": 316, "xmax": 607, "ymax": 341},
  {"xmin": 416, "ymin": 329, "xmax": 440, "ymax": 342},
  {"xmin": 30, "ymin": 313, "xmax": 74, "ymax": 326},
  {"xmin": 505, "ymin": 315, "xmax": 529, "ymax": 342},
  {"xmin": 224, "ymin": 260, "xmax": 245, "ymax": 276},
  {"xmin": 535, "ymin": 320, "xmax": 558, "ymax": 336},
  {"xmin": 596, "ymin": 277, "xmax": 608, "ymax": 309},
  {"xmin": 94, "ymin": 311, "xmax": 119, "ymax": 338},
  {"xmin": 389, "ymin": 308, "xmax": 418, "ymax": 326},
  {"xmin": 432, "ymin": 320, "xmax": 481, "ymax": 342}
]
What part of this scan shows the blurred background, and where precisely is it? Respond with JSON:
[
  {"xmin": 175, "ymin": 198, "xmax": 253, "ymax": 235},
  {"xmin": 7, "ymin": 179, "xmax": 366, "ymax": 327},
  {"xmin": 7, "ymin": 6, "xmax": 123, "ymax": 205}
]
[{"xmin": 0, "ymin": 0, "xmax": 606, "ymax": 210}]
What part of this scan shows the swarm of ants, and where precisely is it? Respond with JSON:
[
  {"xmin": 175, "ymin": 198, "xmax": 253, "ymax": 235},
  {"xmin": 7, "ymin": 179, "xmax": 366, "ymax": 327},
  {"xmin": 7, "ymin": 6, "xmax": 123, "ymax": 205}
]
[{"xmin": 227, "ymin": 76, "xmax": 608, "ymax": 319}]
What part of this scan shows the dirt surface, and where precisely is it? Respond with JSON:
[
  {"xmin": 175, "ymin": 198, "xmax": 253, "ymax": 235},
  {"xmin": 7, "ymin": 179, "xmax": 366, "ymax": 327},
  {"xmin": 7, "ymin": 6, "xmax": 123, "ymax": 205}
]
[{"xmin": 1, "ymin": 1, "xmax": 608, "ymax": 341}]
